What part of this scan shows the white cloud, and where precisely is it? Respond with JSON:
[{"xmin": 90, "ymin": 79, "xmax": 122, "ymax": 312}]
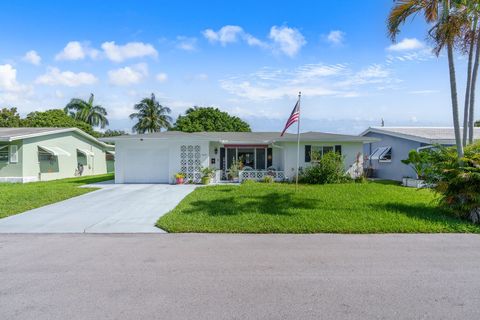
[
  {"xmin": 55, "ymin": 41, "xmax": 99, "ymax": 60},
  {"xmin": 22, "ymin": 50, "xmax": 41, "ymax": 65},
  {"xmin": 202, "ymin": 25, "xmax": 267, "ymax": 48},
  {"xmin": 220, "ymin": 63, "xmax": 396, "ymax": 101},
  {"xmin": 156, "ymin": 73, "xmax": 168, "ymax": 82},
  {"xmin": 326, "ymin": 30, "xmax": 345, "ymax": 46},
  {"xmin": 0, "ymin": 64, "xmax": 25, "ymax": 91},
  {"xmin": 35, "ymin": 67, "xmax": 98, "ymax": 87},
  {"xmin": 269, "ymin": 26, "xmax": 306, "ymax": 57},
  {"xmin": 176, "ymin": 36, "xmax": 197, "ymax": 51},
  {"xmin": 101, "ymin": 41, "xmax": 158, "ymax": 62},
  {"xmin": 0, "ymin": 64, "xmax": 33, "ymax": 105},
  {"xmin": 108, "ymin": 63, "xmax": 148, "ymax": 86},
  {"xmin": 387, "ymin": 38, "xmax": 425, "ymax": 51},
  {"xmin": 203, "ymin": 25, "xmax": 244, "ymax": 45}
]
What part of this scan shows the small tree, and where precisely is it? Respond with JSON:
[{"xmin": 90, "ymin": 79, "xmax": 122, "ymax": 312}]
[
  {"xmin": 401, "ymin": 150, "xmax": 430, "ymax": 179},
  {"xmin": 172, "ymin": 107, "xmax": 251, "ymax": 132},
  {"xmin": 300, "ymin": 152, "xmax": 348, "ymax": 184},
  {"xmin": 0, "ymin": 107, "xmax": 22, "ymax": 127}
]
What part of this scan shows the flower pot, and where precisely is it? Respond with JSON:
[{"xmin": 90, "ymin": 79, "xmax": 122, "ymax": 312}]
[
  {"xmin": 403, "ymin": 178, "xmax": 425, "ymax": 188},
  {"xmin": 176, "ymin": 177, "xmax": 184, "ymax": 184},
  {"xmin": 201, "ymin": 177, "xmax": 211, "ymax": 185}
]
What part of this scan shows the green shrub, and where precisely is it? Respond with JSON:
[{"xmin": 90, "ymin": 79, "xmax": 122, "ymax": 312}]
[
  {"xmin": 300, "ymin": 151, "xmax": 349, "ymax": 184},
  {"xmin": 241, "ymin": 179, "xmax": 257, "ymax": 185},
  {"xmin": 262, "ymin": 175, "xmax": 274, "ymax": 183},
  {"xmin": 424, "ymin": 143, "xmax": 480, "ymax": 223}
]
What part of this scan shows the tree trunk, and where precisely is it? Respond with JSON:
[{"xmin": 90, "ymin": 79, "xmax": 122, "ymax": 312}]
[
  {"xmin": 447, "ymin": 43, "xmax": 464, "ymax": 158},
  {"xmin": 463, "ymin": 23, "xmax": 476, "ymax": 146},
  {"xmin": 469, "ymin": 29, "xmax": 480, "ymax": 144}
]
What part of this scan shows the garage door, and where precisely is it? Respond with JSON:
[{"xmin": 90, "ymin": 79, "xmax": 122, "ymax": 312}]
[{"xmin": 123, "ymin": 148, "xmax": 169, "ymax": 183}]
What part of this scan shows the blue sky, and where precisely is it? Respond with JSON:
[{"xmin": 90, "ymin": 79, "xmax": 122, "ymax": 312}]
[{"xmin": 0, "ymin": 0, "xmax": 469, "ymax": 134}]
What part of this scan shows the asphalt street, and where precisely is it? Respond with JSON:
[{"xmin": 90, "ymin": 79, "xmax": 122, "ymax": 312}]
[{"xmin": 1, "ymin": 233, "xmax": 479, "ymax": 319}]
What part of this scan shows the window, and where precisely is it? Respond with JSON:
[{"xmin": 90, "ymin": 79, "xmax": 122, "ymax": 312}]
[
  {"xmin": 369, "ymin": 146, "xmax": 392, "ymax": 162},
  {"xmin": 310, "ymin": 146, "xmax": 337, "ymax": 162},
  {"xmin": 9, "ymin": 145, "xmax": 18, "ymax": 163},
  {"xmin": 0, "ymin": 145, "xmax": 8, "ymax": 162}
]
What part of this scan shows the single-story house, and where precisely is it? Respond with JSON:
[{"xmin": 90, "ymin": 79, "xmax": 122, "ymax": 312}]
[
  {"xmin": 360, "ymin": 126, "xmax": 480, "ymax": 181},
  {"xmin": 103, "ymin": 131, "xmax": 378, "ymax": 184},
  {"xmin": 0, "ymin": 127, "xmax": 115, "ymax": 183}
]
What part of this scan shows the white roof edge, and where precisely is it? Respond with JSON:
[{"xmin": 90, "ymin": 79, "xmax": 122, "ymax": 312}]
[
  {"xmin": 6, "ymin": 128, "xmax": 113, "ymax": 149},
  {"xmin": 359, "ymin": 127, "xmax": 433, "ymax": 144}
]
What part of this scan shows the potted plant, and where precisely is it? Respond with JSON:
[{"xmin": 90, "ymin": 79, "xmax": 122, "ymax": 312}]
[
  {"xmin": 401, "ymin": 150, "xmax": 428, "ymax": 188},
  {"xmin": 174, "ymin": 173, "xmax": 185, "ymax": 185},
  {"xmin": 228, "ymin": 161, "xmax": 241, "ymax": 182},
  {"xmin": 201, "ymin": 167, "xmax": 215, "ymax": 185}
]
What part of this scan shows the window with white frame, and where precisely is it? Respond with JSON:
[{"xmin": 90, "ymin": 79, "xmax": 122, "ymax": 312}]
[
  {"xmin": 9, "ymin": 145, "xmax": 18, "ymax": 163},
  {"xmin": 369, "ymin": 146, "xmax": 392, "ymax": 162}
]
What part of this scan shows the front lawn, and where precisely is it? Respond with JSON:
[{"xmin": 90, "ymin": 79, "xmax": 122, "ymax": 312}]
[
  {"xmin": 157, "ymin": 181, "xmax": 480, "ymax": 233},
  {"xmin": 0, "ymin": 174, "xmax": 114, "ymax": 219}
]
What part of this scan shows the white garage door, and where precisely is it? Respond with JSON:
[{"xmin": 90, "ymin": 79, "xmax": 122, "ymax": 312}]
[{"xmin": 123, "ymin": 148, "xmax": 169, "ymax": 183}]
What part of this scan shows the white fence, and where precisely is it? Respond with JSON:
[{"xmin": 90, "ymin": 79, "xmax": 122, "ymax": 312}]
[{"xmin": 238, "ymin": 170, "xmax": 286, "ymax": 183}]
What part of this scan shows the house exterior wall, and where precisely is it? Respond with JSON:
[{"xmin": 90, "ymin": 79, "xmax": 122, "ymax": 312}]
[
  {"xmin": 115, "ymin": 139, "xmax": 209, "ymax": 184},
  {"xmin": 21, "ymin": 131, "xmax": 109, "ymax": 182},
  {"xmin": 363, "ymin": 132, "xmax": 422, "ymax": 181},
  {"xmin": 280, "ymin": 141, "xmax": 364, "ymax": 180},
  {"xmin": 114, "ymin": 138, "xmax": 366, "ymax": 183},
  {"xmin": 0, "ymin": 140, "xmax": 25, "ymax": 182}
]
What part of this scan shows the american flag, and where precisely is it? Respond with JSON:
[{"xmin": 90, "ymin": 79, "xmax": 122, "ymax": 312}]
[{"xmin": 280, "ymin": 99, "xmax": 300, "ymax": 136}]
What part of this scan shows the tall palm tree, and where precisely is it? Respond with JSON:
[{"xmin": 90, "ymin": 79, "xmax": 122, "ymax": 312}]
[
  {"xmin": 129, "ymin": 93, "xmax": 172, "ymax": 133},
  {"xmin": 64, "ymin": 93, "xmax": 109, "ymax": 129},
  {"xmin": 388, "ymin": 0, "xmax": 464, "ymax": 158}
]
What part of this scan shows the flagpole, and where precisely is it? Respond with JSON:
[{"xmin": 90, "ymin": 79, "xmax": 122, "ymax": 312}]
[{"xmin": 295, "ymin": 91, "xmax": 301, "ymax": 191}]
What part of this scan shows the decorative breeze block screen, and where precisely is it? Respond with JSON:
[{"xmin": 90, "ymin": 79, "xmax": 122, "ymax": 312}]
[{"xmin": 180, "ymin": 145, "xmax": 202, "ymax": 182}]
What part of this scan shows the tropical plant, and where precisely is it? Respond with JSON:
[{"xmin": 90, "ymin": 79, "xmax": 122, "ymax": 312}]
[
  {"xmin": 300, "ymin": 151, "xmax": 349, "ymax": 184},
  {"xmin": 228, "ymin": 160, "xmax": 242, "ymax": 180},
  {"xmin": 171, "ymin": 106, "xmax": 251, "ymax": 132},
  {"xmin": 129, "ymin": 93, "xmax": 172, "ymax": 133},
  {"xmin": 388, "ymin": 0, "xmax": 464, "ymax": 158},
  {"xmin": 201, "ymin": 167, "xmax": 215, "ymax": 178},
  {"xmin": 423, "ymin": 143, "xmax": 480, "ymax": 223},
  {"xmin": 64, "ymin": 93, "xmax": 109, "ymax": 129},
  {"xmin": 401, "ymin": 149, "xmax": 430, "ymax": 179}
]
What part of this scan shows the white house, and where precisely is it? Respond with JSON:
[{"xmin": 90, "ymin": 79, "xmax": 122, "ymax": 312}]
[{"xmin": 103, "ymin": 131, "xmax": 378, "ymax": 184}]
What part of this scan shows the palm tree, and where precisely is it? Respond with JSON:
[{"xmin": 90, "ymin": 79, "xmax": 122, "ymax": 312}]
[
  {"xmin": 129, "ymin": 93, "xmax": 172, "ymax": 133},
  {"xmin": 64, "ymin": 93, "xmax": 109, "ymax": 129},
  {"xmin": 388, "ymin": 0, "xmax": 464, "ymax": 158}
]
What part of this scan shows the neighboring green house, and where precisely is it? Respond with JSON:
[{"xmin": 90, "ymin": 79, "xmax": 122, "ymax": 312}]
[{"xmin": 0, "ymin": 128, "xmax": 114, "ymax": 183}]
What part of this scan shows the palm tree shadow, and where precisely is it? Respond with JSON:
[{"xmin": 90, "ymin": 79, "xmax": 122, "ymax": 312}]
[
  {"xmin": 182, "ymin": 191, "xmax": 316, "ymax": 216},
  {"xmin": 370, "ymin": 202, "xmax": 469, "ymax": 225}
]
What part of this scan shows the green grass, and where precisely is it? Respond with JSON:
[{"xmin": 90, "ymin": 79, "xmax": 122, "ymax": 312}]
[
  {"xmin": 157, "ymin": 181, "xmax": 480, "ymax": 233},
  {"xmin": 0, "ymin": 173, "xmax": 114, "ymax": 219}
]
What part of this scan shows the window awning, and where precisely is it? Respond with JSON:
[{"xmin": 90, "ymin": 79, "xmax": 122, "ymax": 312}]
[
  {"xmin": 77, "ymin": 148, "xmax": 94, "ymax": 157},
  {"xmin": 106, "ymin": 150, "xmax": 115, "ymax": 155},
  {"xmin": 369, "ymin": 146, "xmax": 391, "ymax": 160},
  {"xmin": 38, "ymin": 145, "xmax": 70, "ymax": 156}
]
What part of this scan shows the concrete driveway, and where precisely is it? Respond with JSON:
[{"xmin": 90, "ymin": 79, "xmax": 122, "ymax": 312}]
[
  {"xmin": 0, "ymin": 234, "xmax": 479, "ymax": 320},
  {"xmin": 0, "ymin": 182, "xmax": 196, "ymax": 233}
]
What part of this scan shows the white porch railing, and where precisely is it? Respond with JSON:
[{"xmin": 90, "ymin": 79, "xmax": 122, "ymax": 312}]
[{"xmin": 238, "ymin": 170, "xmax": 286, "ymax": 182}]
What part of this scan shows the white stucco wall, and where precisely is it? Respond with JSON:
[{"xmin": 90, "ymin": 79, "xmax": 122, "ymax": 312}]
[
  {"xmin": 115, "ymin": 139, "xmax": 209, "ymax": 184},
  {"xmin": 280, "ymin": 141, "xmax": 364, "ymax": 180}
]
